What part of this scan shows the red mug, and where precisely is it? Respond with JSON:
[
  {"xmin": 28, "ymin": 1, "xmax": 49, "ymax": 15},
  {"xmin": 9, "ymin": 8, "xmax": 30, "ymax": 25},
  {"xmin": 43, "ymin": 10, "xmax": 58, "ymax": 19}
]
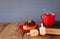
[{"xmin": 40, "ymin": 12, "xmax": 56, "ymax": 26}]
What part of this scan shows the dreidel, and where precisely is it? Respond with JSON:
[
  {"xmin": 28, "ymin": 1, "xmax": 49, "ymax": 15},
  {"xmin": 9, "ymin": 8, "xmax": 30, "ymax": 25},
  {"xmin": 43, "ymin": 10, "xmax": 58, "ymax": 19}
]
[{"xmin": 39, "ymin": 23, "xmax": 46, "ymax": 35}]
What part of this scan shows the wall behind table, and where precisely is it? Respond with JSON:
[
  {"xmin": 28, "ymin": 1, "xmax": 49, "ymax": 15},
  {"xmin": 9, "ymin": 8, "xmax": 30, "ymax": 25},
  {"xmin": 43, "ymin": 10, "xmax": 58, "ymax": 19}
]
[{"xmin": 0, "ymin": 0, "xmax": 60, "ymax": 22}]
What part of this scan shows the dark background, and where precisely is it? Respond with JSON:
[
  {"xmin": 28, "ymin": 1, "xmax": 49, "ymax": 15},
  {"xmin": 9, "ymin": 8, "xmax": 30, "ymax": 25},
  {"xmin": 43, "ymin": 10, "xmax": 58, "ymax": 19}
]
[{"xmin": 0, "ymin": 0, "xmax": 60, "ymax": 22}]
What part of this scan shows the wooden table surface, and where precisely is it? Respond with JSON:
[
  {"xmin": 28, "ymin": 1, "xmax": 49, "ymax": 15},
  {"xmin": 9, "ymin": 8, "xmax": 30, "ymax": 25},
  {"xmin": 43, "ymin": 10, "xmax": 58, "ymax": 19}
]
[{"xmin": 0, "ymin": 22, "xmax": 60, "ymax": 39}]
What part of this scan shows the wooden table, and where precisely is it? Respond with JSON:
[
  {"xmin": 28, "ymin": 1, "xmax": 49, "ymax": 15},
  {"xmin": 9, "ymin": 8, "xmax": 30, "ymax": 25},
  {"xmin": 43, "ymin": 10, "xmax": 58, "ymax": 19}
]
[{"xmin": 0, "ymin": 22, "xmax": 60, "ymax": 39}]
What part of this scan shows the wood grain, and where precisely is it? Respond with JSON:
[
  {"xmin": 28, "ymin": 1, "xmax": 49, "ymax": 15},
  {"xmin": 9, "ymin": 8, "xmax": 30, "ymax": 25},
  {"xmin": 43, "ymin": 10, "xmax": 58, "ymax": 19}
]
[
  {"xmin": 0, "ymin": 23, "xmax": 24, "ymax": 39},
  {"xmin": 0, "ymin": 22, "xmax": 60, "ymax": 39},
  {"xmin": 51, "ymin": 36, "xmax": 60, "ymax": 39},
  {"xmin": 23, "ymin": 33, "xmax": 51, "ymax": 39},
  {"xmin": 0, "ymin": 23, "xmax": 9, "ymax": 33}
]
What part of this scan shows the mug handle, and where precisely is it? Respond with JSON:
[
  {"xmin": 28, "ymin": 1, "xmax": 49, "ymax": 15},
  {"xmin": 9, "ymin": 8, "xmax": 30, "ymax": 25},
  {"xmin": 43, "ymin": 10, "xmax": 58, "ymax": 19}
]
[{"xmin": 40, "ymin": 14, "xmax": 45, "ymax": 22}]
